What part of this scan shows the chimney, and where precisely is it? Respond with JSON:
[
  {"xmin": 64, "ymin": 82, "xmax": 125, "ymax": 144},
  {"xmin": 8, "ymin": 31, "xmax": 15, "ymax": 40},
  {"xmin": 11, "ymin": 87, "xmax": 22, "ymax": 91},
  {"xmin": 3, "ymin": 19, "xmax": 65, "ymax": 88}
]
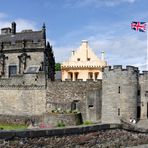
[
  {"xmin": 11, "ymin": 22, "xmax": 16, "ymax": 34},
  {"xmin": 81, "ymin": 40, "xmax": 88, "ymax": 48},
  {"xmin": 71, "ymin": 50, "xmax": 75, "ymax": 56},
  {"xmin": 101, "ymin": 51, "xmax": 105, "ymax": 60}
]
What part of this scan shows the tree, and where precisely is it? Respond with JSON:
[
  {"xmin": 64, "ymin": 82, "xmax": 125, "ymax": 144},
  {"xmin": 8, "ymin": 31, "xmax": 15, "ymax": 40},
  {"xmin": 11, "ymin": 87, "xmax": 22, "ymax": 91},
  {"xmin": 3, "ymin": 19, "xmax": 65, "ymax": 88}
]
[{"xmin": 55, "ymin": 63, "xmax": 61, "ymax": 71}]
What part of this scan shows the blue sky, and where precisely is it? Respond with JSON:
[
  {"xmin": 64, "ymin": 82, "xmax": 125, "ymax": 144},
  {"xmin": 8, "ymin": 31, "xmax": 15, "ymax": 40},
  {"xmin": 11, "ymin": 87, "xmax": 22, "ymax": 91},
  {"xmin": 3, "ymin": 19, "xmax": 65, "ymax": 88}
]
[{"xmin": 0, "ymin": 0, "xmax": 148, "ymax": 70}]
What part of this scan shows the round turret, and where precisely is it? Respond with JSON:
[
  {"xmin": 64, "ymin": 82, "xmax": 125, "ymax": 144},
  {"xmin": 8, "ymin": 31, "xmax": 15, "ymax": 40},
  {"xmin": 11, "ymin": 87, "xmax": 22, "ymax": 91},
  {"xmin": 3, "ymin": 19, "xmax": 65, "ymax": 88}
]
[{"xmin": 102, "ymin": 65, "xmax": 139, "ymax": 123}]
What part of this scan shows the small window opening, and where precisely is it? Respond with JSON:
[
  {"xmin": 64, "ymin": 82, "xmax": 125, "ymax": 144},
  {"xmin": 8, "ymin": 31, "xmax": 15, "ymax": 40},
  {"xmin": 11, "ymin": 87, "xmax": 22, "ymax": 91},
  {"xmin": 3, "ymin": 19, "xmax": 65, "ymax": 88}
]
[
  {"xmin": 118, "ymin": 108, "xmax": 120, "ymax": 116},
  {"xmin": 145, "ymin": 91, "xmax": 148, "ymax": 97},
  {"xmin": 77, "ymin": 58, "xmax": 80, "ymax": 61},
  {"xmin": 118, "ymin": 86, "xmax": 120, "ymax": 94},
  {"xmin": 137, "ymin": 90, "xmax": 140, "ymax": 96},
  {"xmin": 87, "ymin": 58, "xmax": 90, "ymax": 61},
  {"xmin": 88, "ymin": 105, "xmax": 94, "ymax": 108}
]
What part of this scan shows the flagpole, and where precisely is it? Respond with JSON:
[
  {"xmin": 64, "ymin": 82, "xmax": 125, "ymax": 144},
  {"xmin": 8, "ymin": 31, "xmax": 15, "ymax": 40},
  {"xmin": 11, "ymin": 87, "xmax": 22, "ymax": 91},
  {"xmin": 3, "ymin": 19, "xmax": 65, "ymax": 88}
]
[{"xmin": 147, "ymin": 22, "xmax": 148, "ymax": 71}]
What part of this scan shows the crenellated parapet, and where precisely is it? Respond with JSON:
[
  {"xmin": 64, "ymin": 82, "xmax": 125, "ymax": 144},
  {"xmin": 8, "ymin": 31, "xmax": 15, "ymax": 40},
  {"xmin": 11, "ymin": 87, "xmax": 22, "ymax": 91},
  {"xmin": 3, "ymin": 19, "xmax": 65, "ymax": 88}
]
[
  {"xmin": 0, "ymin": 40, "xmax": 45, "ymax": 52},
  {"xmin": 139, "ymin": 71, "xmax": 148, "ymax": 81},
  {"xmin": 103, "ymin": 65, "xmax": 139, "ymax": 73}
]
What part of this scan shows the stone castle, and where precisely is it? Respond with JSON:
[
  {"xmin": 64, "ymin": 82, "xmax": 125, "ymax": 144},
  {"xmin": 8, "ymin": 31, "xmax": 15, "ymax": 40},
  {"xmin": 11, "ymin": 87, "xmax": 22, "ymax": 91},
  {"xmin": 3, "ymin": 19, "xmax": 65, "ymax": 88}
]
[{"xmin": 0, "ymin": 22, "xmax": 147, "ymax": 125}]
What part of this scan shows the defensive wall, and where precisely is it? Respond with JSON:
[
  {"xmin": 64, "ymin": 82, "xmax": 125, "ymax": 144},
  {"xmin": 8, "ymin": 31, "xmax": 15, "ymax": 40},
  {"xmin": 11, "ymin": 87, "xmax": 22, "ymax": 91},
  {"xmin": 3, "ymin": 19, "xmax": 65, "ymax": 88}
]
[
  {"xmin": 0, "ymin": 72, "xmax": 46, "ymax": 116},
  {"xmin": 1, "ymin": 64, "xmax": 148, "ymax": 126},
  {"xmin": 0, "ymin": 73, "xmax": 102, "ymax": 124},
  {"xmin": 46, "ymin": 79, "xmax": 102, "ymax": 122}
]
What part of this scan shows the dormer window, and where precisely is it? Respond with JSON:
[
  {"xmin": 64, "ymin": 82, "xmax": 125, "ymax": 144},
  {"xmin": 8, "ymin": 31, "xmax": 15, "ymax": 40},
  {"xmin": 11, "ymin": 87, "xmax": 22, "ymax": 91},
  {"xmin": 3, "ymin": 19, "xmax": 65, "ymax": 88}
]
[{"xmin": 77, "ymin": 58, "xmax": 80, "ymax": 61}]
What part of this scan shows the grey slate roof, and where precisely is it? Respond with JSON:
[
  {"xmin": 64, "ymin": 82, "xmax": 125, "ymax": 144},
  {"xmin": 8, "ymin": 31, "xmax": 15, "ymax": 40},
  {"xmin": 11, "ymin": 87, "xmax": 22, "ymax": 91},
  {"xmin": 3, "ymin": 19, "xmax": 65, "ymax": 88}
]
[{"xmin": 0, "ymin": 31, "xmax": 43, "ymax": 43}]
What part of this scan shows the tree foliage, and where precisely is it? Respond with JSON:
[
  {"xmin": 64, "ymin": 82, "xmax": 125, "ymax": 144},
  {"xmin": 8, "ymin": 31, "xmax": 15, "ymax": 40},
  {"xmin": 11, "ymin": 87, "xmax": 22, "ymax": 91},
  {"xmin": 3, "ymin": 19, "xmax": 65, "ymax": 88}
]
[{"xmin": 55, "ymin": 63, "xmax": 61, "ymax": 71}]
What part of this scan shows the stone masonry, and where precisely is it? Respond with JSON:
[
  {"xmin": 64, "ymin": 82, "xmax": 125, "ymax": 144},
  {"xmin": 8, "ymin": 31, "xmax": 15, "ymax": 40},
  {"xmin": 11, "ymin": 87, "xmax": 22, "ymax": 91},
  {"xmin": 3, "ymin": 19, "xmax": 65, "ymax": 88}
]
[
  {"xmin": 1, "ymin": 22, "xmax": 148, "ymax": 126},
  {"xmin": 46, "ymin": 80, "xmax": 102, "ymax": 122}
]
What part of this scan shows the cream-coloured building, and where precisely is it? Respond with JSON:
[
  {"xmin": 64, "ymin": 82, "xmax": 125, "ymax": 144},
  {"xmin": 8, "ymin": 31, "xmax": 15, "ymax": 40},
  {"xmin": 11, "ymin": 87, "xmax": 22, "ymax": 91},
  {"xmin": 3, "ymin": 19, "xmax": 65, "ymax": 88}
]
[{"xmin": 61, "ymin": 40, "xmax": 107, "ymax": 81}]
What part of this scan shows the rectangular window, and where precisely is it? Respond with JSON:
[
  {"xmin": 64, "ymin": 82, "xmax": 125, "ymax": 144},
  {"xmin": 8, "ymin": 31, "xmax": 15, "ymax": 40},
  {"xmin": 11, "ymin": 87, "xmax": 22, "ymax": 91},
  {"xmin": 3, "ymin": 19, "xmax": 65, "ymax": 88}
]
[
  {"xmin": 137, "ymin": 90, "xmax": 140, "ymax": 96},
  {"xmin": 87, "ymin": 58, "xmax": 90, "ymax": 61},
  {"xmin": 145, "ymin": 91, "xmax": 148, "ymax": 97},
  {"xmin": 88, "ymin": 105, "xmax": 94, "ymax": 108},
  {"xmin": 77, "ymin": 58, "xmax": 80, "ymax": 61},
  {"xmin": 118, "ymin": 108, "xmax": 120, "ymax": 116},
  {"xmin": 9, "ymin": 65, "xmax": 17, "ymax": 77},
  {"xmin": 118, "ymin": 86, "xmax": 120, "ymax": 93}
]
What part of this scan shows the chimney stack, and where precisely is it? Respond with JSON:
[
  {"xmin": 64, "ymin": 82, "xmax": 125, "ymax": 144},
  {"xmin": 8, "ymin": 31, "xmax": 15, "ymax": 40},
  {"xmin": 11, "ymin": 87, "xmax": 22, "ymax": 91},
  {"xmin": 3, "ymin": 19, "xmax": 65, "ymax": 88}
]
[
  {"xmin": 71, "ymin": 50, "xmax": 75, "ymax": 56},
  {"xmin": 11, "ymin": 22, "xmax": 16, "ymax": 34},
  {"xmin": 81, "ymin": 40, "xmax": 88, "ymax": 48},
  {"xmin": 101, "ymin": 51, "xmax": 105, "ymax": 61}
]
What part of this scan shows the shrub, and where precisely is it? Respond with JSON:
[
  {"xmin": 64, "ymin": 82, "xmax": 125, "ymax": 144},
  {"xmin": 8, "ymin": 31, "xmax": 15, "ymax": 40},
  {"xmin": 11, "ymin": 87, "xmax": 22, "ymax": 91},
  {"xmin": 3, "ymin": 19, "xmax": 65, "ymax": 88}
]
[
  {"xmin": 56, "ymin": 120, "xmax": 65, "ymax": 127},
  {"xmin": 83, "ymin": 121, "xmax": 93, "ymax": 125}
]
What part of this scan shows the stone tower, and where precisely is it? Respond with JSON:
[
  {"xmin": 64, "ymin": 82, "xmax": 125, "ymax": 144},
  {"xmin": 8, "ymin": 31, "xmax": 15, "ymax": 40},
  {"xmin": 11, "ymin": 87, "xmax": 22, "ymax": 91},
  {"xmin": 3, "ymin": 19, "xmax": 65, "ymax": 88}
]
[
  {"xmin": 102, "ymin": 65, "xmax": 139, "ymax": 123},
  {"xmin": 139, "ymin": 71, "xmax": 148, "ymax": 119}
]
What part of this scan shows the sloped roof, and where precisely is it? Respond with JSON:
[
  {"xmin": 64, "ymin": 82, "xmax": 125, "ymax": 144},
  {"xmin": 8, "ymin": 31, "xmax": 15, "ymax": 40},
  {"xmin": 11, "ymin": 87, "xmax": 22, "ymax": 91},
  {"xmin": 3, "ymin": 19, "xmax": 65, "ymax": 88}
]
[{"xmin": 62, "ymin": 40, "xmax": 107, "ymax": 68}]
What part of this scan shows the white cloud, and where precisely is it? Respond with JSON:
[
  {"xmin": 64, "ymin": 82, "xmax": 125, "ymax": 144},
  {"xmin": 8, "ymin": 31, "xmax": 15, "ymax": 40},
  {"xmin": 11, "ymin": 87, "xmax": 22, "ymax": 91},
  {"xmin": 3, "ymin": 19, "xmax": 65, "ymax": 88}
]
[
  {"xmin": 54, "ymin": 22, "xmax": 146, "ymax": 71},
  {"xmin": 54, "ymin": 46, "xmax": 76, "ymax": 63},
  {"xmin": 87, "ymin": 33, "xmax": 146, "ymax": 70},
  {"xmin": 0, "ymin": 12, "xmax": 37, "ymax": 32},
  {"xmin": 14, "ymin": 19, "xmax": 37, "ymax": 32},
  {"xmin": 65, "ymin": 0, "xmax": 137, "ymax": 8}
]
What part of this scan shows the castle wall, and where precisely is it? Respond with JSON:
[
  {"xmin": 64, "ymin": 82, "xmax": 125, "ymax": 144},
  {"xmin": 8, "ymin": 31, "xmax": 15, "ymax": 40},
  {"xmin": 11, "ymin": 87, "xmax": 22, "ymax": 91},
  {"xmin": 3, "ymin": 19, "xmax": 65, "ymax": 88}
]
[
  {"xmin": 139, "ymin": 71, "xmax": 148, "ymax": 119},
  {"xmin": 0, "ymin": 72, "xmax": 46, "ymax": 116},
  {"xmin": 46, "ymin": 80, "xmax": 102, "ymax": 122},
  {"xmin": 102, "ymin": 66, "xmax": 138, "ymax": 123}
]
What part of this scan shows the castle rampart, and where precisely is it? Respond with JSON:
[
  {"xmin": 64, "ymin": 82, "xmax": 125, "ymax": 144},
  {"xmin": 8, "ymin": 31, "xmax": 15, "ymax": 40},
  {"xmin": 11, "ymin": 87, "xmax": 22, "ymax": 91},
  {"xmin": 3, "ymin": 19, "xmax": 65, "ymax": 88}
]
[
  {"xmin": 0, "ymin": 72, "xmax": 46, "ymax": 116},
  {"xmin": 46, "ymin": 80, "xmax": 102, "ymax": 122}
]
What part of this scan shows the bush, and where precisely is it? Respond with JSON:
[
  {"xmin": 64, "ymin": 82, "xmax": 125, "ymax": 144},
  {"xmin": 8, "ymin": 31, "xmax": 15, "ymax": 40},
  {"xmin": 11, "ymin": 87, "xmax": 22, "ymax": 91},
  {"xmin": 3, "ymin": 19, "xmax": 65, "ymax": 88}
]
[
  {"xmin": 83, "ymin": 121, "xmax": 93, "ymax": 125},
  {"xmin": 56, "ymin": 120, "xmax": 65, "ymax": 127}
]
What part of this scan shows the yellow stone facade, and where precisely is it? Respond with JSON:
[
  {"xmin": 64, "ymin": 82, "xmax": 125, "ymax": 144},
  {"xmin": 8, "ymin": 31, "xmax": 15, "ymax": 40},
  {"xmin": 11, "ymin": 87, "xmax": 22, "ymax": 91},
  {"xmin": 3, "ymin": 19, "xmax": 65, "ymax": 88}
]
[{"xmin": 61, "ymin": 40, "xmax": 107, "ymax": 81}]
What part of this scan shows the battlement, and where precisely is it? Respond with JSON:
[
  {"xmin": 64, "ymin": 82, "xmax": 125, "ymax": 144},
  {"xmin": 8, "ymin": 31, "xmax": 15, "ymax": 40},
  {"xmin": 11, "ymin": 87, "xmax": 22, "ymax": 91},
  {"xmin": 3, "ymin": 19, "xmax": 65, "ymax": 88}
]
[
  {"xmin": 103, "ymin": 65, "xmax": 139, "ymax": 73},
  {"xmin": 0, "ymin": 40, "xmax": 45, "ymax": 51},
  {"xmin": 140, "ymin": 71, "xmax": 148, "ymax": 75},
  {"xmin": 139, "ymin": 71, "xmax": 148, "ymax": 80}
]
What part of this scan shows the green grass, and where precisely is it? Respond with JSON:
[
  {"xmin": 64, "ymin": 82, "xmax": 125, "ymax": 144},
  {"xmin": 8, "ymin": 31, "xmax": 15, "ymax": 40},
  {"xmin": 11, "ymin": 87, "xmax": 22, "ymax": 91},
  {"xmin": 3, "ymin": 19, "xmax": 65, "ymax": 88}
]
[{"xmin": 0, "ymin": 124, "xmax": 27, "ymax": 130}]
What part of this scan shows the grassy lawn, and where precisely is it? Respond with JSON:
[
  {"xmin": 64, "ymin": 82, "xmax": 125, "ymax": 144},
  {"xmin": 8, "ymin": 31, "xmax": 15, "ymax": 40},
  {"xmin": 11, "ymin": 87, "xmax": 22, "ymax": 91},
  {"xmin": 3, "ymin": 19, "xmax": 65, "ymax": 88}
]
[{"xmin": 0, "ymin": 124, "xmax": 27, "ymax": 130}]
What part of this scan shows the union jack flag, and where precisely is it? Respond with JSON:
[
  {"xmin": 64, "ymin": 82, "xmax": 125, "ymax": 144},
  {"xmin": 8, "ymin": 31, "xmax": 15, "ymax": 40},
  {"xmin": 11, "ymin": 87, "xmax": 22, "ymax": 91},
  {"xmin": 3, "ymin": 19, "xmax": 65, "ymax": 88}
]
[{"xmin": 131, "ymin": 22, "xmax": 146, "ymax": 32}]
